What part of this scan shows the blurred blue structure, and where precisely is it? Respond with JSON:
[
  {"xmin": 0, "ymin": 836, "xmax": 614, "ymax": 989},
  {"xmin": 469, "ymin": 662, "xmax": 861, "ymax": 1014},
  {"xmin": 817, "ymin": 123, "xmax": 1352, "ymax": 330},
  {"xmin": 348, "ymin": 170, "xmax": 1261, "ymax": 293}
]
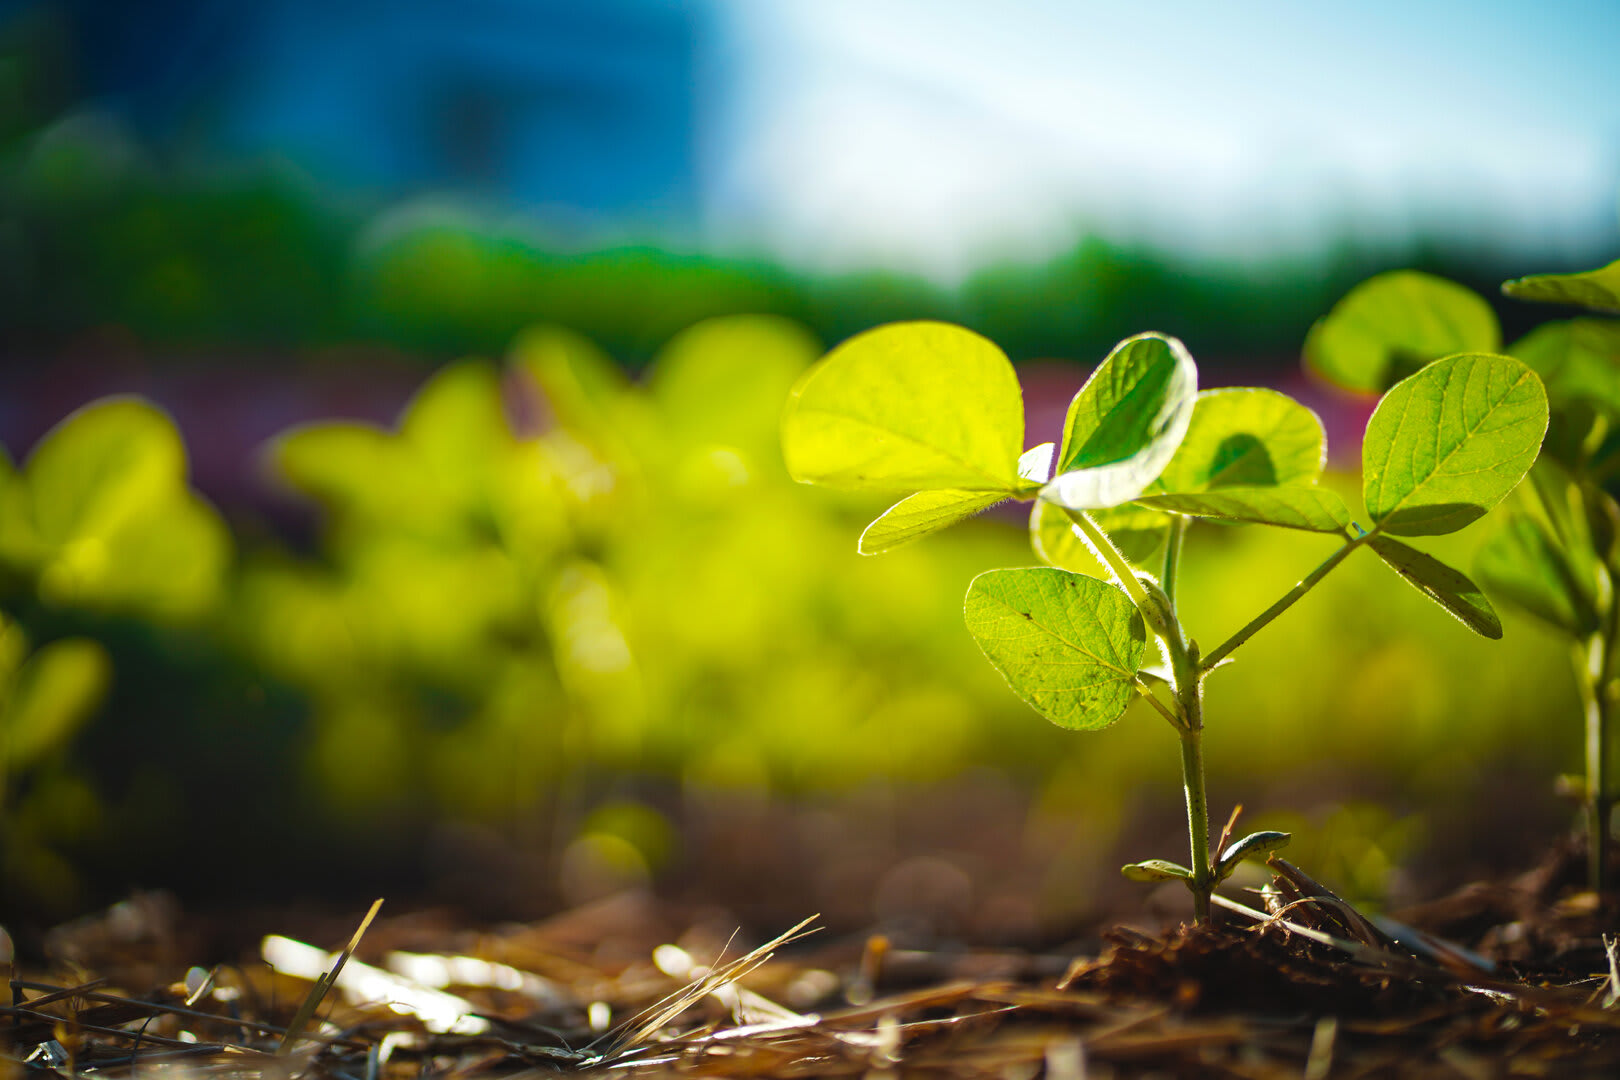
[{"xmin": 50, "ymin": 0, "xmax": 712, "ymax": 217}]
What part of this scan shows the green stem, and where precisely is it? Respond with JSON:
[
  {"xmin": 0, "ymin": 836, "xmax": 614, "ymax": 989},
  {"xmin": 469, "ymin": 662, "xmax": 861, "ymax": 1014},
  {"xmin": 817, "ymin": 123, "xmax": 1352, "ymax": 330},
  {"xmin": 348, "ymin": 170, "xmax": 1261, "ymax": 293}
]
[
  {"xmin": 1581, "ymin": 632, "xmax": 1612, "ymax": 893},
  {"xmin": 1169, "ymin": 634, "xmax": 1212, "ymax": 921},
  {"xmin": 1063, "ymin": 507, "xmax": 1151, "ymax": 609},
  {"xmin": 1178, "ymin": 721, "xmax": 1212, "ymax": 921},
  {"xmin": 1200, "ymin": 534, "xmax": 1365, "ymax": 672},
  {"xmin": 1162, "ymin": 516, "xmax": 1187, "ymax": 606}
]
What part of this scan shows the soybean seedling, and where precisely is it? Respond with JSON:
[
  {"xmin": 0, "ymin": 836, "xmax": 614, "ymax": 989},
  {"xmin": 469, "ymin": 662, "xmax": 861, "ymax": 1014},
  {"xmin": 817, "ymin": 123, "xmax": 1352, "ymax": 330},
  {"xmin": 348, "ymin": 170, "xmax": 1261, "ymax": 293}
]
[
  {"xmin": 783, "ymin": 323, "xmax": 1547, "ymax": 922},
  {"xmin": 1309, "ymin": 265, "xmax": 1620, "ymax": 892}
]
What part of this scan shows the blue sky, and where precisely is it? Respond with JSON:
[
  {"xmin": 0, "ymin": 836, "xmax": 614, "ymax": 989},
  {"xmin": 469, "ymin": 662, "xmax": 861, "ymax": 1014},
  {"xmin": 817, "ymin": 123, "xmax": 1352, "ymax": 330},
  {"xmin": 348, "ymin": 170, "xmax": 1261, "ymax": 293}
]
[{"xmin": 710, "ymin": 0, "xmax": 1620, "ymax": 277}]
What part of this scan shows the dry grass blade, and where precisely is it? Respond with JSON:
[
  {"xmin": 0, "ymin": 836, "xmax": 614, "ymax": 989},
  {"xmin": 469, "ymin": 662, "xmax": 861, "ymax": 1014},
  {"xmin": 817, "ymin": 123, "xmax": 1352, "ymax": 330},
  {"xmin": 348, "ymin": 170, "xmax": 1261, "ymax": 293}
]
[
  {"xmin": 276, "ymin": 898, "xmax": 383, "ymax": 1056},
  {"xmin": 587, "ymin": 913, "xmax": 820, "ymax": 1062}
]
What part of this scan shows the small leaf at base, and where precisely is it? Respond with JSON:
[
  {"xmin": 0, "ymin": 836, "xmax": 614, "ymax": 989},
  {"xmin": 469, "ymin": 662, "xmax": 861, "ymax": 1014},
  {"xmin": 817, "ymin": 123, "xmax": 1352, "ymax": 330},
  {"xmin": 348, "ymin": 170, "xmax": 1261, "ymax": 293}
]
[
  {"xmin": 1121, "ymin": 859, "xmax": 1193, "ymax": 882},
  {"xmin": 1215, "ymin": 830, "xmax": 1292, "ymax": 881}
]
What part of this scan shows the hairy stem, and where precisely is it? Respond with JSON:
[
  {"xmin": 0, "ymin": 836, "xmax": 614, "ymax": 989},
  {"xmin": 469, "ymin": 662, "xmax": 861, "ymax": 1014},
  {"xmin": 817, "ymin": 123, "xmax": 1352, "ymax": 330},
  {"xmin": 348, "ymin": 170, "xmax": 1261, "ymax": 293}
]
[
  {"xmin": 1200, "ymin": 534, "xmax": 1365, "ymax": 672},
  {"xmin": 1062, "ymin": 507, "xmax": 1151, "ymax": 609}
]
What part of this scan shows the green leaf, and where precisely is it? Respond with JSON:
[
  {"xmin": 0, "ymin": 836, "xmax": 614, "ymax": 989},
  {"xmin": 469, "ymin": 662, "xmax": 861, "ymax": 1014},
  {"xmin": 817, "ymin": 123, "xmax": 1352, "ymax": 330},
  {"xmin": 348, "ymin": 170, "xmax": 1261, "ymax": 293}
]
[
  {"xmin": 510, "ymin": 325, "xmax": 628, "ymax": 434},
  {"xmin": 1503, "ymin": 258, "xmax": 1620, "ymax": 313},
  {"xmin": 1029, "ymin": 499, "xmax": 1168, "ymax": 573},
  {"xmin": 964, "ymin": 567, "xmax": 1148, "ymax": 731},
  {"xmin": 1121, "ymin": 859, "xmax": 1193, "ymax": 882},
  {"xmin": 782, "ymin": 321, "xmax": 1025, "ymax": 492},
  {"xmin": 401, "ymin": 360, "xmax": 516, "ymax": 493},
  {"xmin": 1043, "ymin": 333, "xmax": 1197, "ymax": 509},
  {"xmin": 1215, "ymin": 831, "xmax": 1292, "ymax": 879},
  {"xmin": 23, "ymin": 397, "xmax": 186, "ymax": 548},
  {"xmin": 1475, "ymin": 514, "xmax": 1600, "ymax": 637},
  {"xmin": 651, "ymin": 315, "xmax": 820, "ymax": 457},
  {"xmin": 4, "ymin": 637, "xmax": 109, "ymax": 773},
  {"xmin": 1305, "ymin": 271, "xmax": 1500, "ymax": 393},
  {"xmin": 1132, "ymin": 487, "xmax": 1351, "ymax": 532},
  {"xmin": 1154, "ymin": 388, "xmax": 1326, "ymax": 492},
  {"xmin": 1362, "ymin": 353, "xmax": 1548, "ymax": 536},
  {"xmin": 1369, "ymin": 536, "xmax": 1502, "ymax": 638},
  {"xmin": 860, "ymin": 490, "xmax": 1007, "ymax": 554},
  {"xmin": 1509, "ymin": 318, "xmax": 1620, "ymax": 420}
]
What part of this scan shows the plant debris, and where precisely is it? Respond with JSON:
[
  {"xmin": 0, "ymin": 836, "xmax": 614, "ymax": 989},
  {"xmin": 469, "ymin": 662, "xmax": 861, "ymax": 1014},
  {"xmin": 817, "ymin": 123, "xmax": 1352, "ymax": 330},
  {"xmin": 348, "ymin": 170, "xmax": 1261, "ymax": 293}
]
[{"xmin": 7, "ymin": 855, "xmax": 1620, "ymax": 1079}]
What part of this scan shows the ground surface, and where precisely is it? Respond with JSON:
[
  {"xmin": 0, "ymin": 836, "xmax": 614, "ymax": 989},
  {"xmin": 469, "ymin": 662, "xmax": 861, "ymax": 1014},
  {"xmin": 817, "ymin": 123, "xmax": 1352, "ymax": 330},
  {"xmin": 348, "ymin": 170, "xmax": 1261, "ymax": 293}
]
[{"xmin": 4, "ymin": 841, "xmax": 1619, "ymax": 1079}]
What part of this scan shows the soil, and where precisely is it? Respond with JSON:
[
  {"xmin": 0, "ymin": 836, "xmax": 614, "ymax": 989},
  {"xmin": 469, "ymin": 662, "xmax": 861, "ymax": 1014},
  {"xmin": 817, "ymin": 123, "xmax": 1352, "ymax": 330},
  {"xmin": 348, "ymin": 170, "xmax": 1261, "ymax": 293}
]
[{"xmin": 5, "ymin": 840, "xmax": 1619, "ymax": 1078}]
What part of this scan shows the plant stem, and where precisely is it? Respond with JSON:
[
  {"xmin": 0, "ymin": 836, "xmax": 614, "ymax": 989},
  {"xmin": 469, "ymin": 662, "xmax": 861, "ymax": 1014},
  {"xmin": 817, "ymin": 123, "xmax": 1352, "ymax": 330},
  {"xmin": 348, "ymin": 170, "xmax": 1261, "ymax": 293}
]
[
  {"xmin": 1062, "ymin": 507, "xmax": 1151, "ymax": 608},
  {"xmin": 1177, "ymin": 722, "xmax": 1212, "ymax": 921},
  {"xmin": 1580, "ymin": 631, "xmax": 1611, "ymax": 893},
  {"xmin": 1200, "ymin": 534, "xmax": 1365, "ymax": 672},
  {"xmin": 1162, "ymin": 516, "xmax": 1187, "ymax": 606}
]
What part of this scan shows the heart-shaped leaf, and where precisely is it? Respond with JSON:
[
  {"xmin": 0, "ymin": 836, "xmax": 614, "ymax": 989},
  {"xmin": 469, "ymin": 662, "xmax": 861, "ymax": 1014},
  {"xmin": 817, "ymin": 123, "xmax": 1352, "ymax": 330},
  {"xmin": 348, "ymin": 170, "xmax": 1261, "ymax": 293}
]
[
  {"xmin": 964, "ymin": 567, "xmax": 1147, "ymax": 731},
  {"xmin": 1306, "ymin": 271, "xmax": 1500, "ymax": 393},
  {"xmin": 1369, "ymin": 535, "xmax": 1502, "ymax": 638},
  {"xmin": 1503, "ymin": 258, "xmax": 1620, "ymax": 313},
  {"xmin": 1029, "ymin": 499, "xmax": 1168, "ymax": 573},
  {"xmin": 1154, "ymin": 388, "xmax": 1326, "ymax": 492},
  {"xmin": 782, "ymin": 321, "xmax": 1025, "ymax": 492},
  {"xmin": 1475, "ymin": 514, "xmax": 1600, "ymax": 637},
  {"xmin": 1122, "ymin": 859, "xmax": 1193, "ymax": 882},
  {"xmin": 860, "ymin": 490, "xmax": 1008, "ymax": 554},
  {"xmin": 1133, "ymin": 487, "xmax": 1351, "ymax": 532},
  {"xmin": 1362, "ymin": 353, "xmax": 1548, "ymax": 536},
  {"xmin": 1042, "ymin": 333, "xmax": 1197, "ymax": 509}
]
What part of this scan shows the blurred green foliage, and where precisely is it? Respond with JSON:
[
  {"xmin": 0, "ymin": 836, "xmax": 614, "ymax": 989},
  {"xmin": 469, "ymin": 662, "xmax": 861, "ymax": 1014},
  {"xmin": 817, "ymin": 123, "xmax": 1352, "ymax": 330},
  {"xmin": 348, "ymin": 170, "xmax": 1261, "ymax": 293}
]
[{"xmin": 0, "ymin": 311, "xmax": 1583, "ymax": 922}]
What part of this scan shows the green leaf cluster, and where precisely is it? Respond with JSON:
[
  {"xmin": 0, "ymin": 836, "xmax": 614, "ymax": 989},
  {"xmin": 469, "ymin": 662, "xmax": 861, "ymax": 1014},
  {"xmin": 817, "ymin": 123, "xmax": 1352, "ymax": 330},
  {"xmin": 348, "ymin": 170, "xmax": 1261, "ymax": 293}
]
[{"xmin": 0, "ymin": 399, "xmax": 229, "ymax": 619}]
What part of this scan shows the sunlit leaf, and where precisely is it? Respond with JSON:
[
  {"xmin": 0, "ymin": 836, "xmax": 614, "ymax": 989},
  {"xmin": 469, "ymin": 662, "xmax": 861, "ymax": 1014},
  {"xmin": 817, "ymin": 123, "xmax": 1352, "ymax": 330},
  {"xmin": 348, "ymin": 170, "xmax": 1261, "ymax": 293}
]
[
  {"xmin": 1503, "ymin": 258, "xmax": 1620, "ymax": 313},
  {"xmin": 1475, "ymin": 515, "xmax": 1600, "ymax": 637},
  {"xmin": 1018, "ymin": 442, "xmax": 1055, "ymax": 488},
  {"xmin": 1030, "ymin": 499, "xmax": 1168, "ymax": 573},
  {"xmin": 1133, "ymin": 487, "xmax": 1351, "ymax": 532},
  {"xmin": 782, "ymin": 321, "xmax": 1025, "ymax": 492},
  {"xmin": 1305, "ymin": 271, "xmax": 1500, "ymax": 393},
  {"xmin": 1121, "ymin": 859, "xmax": 1192, "ymax": 882},
  {"xmin": 1369, "ymin": 536, "xmax": 1502, "ymax": 638},
  {"xmin": 1362, "ymin": 353, "xmax": 1547, "ymax": 536},
  {"xmin": 963, "ymin": 567, "xmax": 1147, "ymax": 731},
  {"xmin": 4, "ymin": 638, "xmax": 109, "ymax": 773},
  {"xmin": 860, "ymin": 490, "xmax": 1007, "ymax": 554},
  {"xmin": 1154, "ymin": 388, "xmax": 1326, "ymax": 492},
  {"xmin": 1042, "ymin": 333, "xmax": 1197, "ymax": 509}
]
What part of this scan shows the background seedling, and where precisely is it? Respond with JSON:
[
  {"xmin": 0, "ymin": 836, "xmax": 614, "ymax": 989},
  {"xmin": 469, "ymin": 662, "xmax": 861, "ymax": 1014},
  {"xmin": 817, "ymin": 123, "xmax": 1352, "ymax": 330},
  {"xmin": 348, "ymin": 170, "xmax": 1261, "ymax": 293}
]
[
  {"xmin": 784, "ymin": 320, "xmax": 1546, "ymax": 921},
  {"xmin": 1312, "ymin": 265, "xmax": 1620, "ymax": 892}
]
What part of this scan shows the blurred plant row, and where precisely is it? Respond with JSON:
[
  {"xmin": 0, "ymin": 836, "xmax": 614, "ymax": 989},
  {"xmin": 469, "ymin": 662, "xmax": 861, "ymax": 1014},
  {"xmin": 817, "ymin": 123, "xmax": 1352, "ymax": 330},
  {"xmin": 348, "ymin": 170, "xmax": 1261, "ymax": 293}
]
[{"xmin": 1, "ymin": 288, "xmax": 1609, "ymax": 921}]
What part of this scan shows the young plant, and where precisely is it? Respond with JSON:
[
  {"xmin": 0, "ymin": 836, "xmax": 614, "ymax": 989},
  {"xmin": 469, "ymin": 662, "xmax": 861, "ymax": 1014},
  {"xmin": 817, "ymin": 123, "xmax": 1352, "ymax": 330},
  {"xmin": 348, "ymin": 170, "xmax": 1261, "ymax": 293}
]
[
  {"xmin": 1311, "ymin": 265, "xmax": 1620, "ymax": 892},
  {"xmin": 783, "ymin": 321, "xmax": 1547, "ymax": 922}
]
